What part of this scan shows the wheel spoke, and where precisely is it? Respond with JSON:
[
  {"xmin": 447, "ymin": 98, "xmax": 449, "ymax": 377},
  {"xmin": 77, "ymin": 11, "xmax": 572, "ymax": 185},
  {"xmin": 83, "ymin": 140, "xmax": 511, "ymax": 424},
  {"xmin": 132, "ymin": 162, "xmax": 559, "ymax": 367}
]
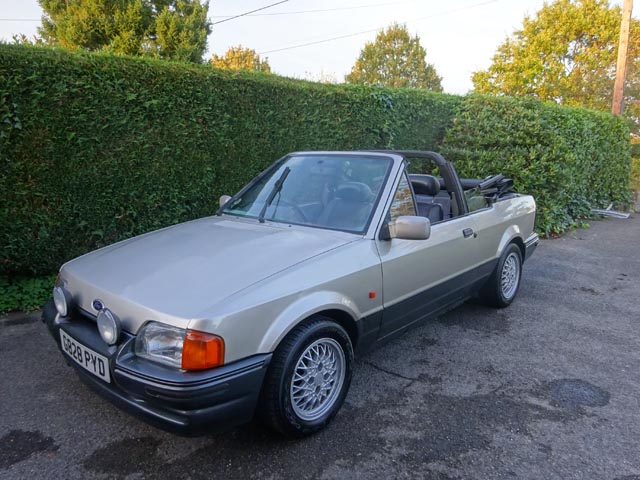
[
  {"xmin": 289, "ymin": 337, "xmax": 346, "ymax": 422},
  {"xmin": 500, "ymin": 253, "xmax": 520, "ymax": 300}
]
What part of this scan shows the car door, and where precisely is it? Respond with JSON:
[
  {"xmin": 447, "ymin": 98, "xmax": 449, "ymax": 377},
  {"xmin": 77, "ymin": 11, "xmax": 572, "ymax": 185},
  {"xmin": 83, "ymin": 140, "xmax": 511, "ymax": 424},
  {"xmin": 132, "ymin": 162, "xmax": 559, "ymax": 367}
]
[{"xmin": 376, "ymin": 168, "xmax": 481, "ymax": 340}]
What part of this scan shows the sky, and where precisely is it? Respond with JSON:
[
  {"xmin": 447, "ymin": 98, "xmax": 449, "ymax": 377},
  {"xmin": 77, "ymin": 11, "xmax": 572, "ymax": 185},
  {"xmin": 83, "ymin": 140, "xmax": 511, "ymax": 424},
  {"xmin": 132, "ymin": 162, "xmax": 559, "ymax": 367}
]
[{"xmin": 0, "ymin": 0, "xmax": 635, "ymax": 94}]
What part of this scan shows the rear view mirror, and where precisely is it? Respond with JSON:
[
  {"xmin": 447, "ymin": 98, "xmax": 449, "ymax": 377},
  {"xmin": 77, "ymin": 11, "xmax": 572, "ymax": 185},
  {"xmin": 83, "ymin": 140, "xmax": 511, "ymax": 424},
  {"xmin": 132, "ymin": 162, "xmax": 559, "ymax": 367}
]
[
  {"xmin": 219, "ymin": 195, "xmax": 232, "ymax": 208},
  {"xmin": 387, "ymin": 216, "xmax": 431, "ymax": 240}
]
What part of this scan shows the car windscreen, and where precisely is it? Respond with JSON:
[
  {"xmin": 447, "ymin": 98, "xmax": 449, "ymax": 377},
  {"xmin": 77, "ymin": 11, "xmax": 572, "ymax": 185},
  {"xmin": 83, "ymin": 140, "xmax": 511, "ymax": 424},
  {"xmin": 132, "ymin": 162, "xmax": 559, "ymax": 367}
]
[{"xmin": 222, "ymin": 154, "xmax": 393, "ymax": 234}]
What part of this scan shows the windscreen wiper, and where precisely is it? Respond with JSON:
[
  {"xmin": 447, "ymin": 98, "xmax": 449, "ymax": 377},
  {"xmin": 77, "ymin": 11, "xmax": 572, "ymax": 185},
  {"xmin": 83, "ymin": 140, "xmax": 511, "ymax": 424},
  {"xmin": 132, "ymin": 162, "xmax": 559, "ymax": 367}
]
[{"xmin": 258, "ymin": 166, "xmax": 291, "ymax": 223}]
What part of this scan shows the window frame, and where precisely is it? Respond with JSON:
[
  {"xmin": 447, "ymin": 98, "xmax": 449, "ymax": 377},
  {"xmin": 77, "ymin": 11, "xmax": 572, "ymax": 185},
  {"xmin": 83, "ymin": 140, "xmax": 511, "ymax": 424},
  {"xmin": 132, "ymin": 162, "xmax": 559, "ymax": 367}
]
[
  {"xmin": 219, "ymin": 153, "xmax": 395, "ymax": 236},
  {"xmin": 388, "ymin": 168, "xmax": 419, "ymax": 222}
]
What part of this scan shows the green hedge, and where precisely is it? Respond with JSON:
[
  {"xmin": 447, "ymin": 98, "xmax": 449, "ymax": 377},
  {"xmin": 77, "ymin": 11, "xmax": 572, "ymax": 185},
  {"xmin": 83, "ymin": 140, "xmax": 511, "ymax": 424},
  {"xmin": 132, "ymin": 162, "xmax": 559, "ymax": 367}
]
[
  {"xmin": 0, "ymin": 44, "xmax": 631, "ymax": 276},
  {"xmin": 631, "ymin": 157, "xmax": 640, "ymax": 194},
  {"xmin": 632, "ymin": 142, "xmax": 640, "ymax": 194},
  {"xmin": 442, "ymin": 95, "xmax": 631, "ymax": 233}
]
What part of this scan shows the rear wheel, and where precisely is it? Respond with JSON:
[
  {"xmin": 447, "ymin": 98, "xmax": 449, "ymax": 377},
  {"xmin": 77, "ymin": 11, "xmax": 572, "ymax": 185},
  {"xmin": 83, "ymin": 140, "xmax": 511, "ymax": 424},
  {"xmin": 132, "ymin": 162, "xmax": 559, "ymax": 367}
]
[
  {"xmin": 480, "ymin": 243, "xmax": 522, "ymax": 308},
  {"xmin": 259, "ymin": 317, "xmax": 353, "ymax": 437}
]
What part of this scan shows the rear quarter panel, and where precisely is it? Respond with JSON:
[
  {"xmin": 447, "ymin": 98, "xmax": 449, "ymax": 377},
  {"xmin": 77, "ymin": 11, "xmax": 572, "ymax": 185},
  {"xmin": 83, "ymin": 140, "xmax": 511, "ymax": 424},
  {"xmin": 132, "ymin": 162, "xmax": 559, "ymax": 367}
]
[{"xmin": 471, "ymin": 194, "xmax": 536, "ymax": 261}]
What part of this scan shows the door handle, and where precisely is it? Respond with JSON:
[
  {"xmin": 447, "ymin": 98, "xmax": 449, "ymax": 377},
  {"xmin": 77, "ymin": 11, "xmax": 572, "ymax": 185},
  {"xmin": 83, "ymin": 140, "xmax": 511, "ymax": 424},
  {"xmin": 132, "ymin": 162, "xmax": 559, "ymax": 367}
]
[{"xmin": 463, "ymin": 228, "xmax": 476, "ymax": 238}]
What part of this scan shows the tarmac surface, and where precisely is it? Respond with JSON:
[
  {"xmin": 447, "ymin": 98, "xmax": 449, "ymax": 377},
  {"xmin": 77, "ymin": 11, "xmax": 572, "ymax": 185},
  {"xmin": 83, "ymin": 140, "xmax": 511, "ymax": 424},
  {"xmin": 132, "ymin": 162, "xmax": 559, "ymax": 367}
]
[{"xmin": 1, "ymin": 216, "xmax": 639, "ymax": 479}]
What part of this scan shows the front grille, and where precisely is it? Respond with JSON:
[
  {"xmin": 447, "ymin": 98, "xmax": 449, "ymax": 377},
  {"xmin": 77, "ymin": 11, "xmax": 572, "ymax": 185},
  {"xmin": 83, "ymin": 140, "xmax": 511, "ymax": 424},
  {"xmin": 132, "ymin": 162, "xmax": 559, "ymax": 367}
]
[{"xmin": 73, "ymin": 306, "xmax": 97, "ymax": 323}]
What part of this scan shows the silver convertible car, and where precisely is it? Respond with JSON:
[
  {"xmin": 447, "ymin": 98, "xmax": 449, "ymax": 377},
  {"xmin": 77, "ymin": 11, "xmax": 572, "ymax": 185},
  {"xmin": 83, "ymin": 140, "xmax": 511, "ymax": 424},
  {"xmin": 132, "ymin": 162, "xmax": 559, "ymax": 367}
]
[{"xmin": 43, "ymin": 150, "xmax": 538, "ymax": 437}]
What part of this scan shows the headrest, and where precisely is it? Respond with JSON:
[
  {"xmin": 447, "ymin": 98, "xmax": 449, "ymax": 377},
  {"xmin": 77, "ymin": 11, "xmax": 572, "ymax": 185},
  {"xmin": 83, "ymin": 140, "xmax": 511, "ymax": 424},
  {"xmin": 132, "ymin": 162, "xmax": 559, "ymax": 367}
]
[
  {"xmin": 336, "ymin": 182, "xmax": 373, "ymax": 202},
  {"xmin": 411, "ymin": 175, "xmax": 440, "ymax": 196}
]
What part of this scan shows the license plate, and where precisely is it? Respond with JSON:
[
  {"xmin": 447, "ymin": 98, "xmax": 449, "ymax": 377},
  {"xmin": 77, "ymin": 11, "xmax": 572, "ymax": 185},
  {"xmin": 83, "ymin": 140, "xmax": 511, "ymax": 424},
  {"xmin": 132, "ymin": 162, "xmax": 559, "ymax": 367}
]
[{"xmin": 60, "ymin": 330, "xmax": 111, "ymax": 383}]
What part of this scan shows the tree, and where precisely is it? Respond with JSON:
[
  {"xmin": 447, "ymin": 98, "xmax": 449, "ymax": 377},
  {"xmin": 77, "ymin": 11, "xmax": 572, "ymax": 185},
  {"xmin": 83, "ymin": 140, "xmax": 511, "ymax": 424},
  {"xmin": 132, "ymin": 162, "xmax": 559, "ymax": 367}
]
[
  {"xmin": 345, "ymin": 23, "xmax": 442, "ymax": 91},
  {"xmin": 210, "ymin": 46, "xmax": 271, "ymax": 73},
  {"xmin": 472, "ymin": 0, "xmax": 639, "ymax": 133},
  {"xmin": 153, "ymin": 1, "xmax": 211, "ymax": 63},
  {"xmin": 37, "ymin": 0, "xmax": 211, "ymax": 63}
]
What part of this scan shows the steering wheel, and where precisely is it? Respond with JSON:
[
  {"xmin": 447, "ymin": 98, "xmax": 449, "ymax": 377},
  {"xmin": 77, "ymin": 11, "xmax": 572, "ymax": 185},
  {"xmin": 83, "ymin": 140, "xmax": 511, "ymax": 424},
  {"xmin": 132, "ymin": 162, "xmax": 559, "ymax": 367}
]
[{"xmin": 269, "ymin": 198, "xmax": 308, "ymax": 223}]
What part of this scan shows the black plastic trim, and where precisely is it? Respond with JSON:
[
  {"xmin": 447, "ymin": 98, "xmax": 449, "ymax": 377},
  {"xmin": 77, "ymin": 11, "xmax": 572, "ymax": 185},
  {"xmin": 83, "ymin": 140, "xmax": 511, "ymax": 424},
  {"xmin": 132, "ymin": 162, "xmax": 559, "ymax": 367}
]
[
  {"xmin": 377, "ymin": 258, "xmax": 498, "ymax": 340},
  {"xmin": 524, "ymin": 233, "xmax": 539, "ymax": 261},
  {"xmin": 355, "ymin": 310, "xmax": 383, "ymax": 354}
]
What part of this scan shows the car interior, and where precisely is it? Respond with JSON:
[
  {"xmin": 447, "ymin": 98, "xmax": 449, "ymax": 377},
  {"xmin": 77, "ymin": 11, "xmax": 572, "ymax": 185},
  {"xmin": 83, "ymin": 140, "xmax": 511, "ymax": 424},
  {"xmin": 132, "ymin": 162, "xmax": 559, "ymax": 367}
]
[
  {"xmin": 408, "ymin": 172, "xmax": 517, "ymax": 224},
  {"xmin": 314, "ymin": 181, "xmax": 375, "ymax": 230},
  {"xmin": 224, "ymin": 152, "xmax": 515, "ymax": 235},
  {"xmin": 409, "ymin": 174, "xmax": 453, "ymax": 223},
  {"xmin": 259, "ymin": 155, "xmax": 390, "ymax": 232}
]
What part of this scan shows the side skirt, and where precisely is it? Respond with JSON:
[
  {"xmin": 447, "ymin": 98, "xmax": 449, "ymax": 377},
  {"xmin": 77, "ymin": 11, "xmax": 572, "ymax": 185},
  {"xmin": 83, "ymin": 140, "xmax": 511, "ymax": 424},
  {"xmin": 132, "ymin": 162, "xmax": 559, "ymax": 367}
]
[{"xmin": 373, "ymin": 258, "xmax": 498, "ymax": 346}]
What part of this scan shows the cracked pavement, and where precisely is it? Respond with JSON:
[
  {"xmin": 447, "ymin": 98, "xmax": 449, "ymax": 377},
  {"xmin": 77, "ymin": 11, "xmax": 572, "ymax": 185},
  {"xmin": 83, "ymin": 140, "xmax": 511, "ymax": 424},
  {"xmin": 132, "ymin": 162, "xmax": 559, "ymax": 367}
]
[{"xmin": 1, "ymin": 216, "xmax": 639, "ymax": 479}]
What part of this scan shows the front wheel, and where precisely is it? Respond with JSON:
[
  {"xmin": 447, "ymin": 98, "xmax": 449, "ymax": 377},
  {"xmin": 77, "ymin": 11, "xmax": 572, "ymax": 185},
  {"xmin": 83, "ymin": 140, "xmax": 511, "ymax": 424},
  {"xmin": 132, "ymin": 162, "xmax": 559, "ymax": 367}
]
[
  {"xmin": 479, "ymin": 243, "xmax": 523, "ymax": 308},
  {"xmin": 258, "ymin": 317, "xmax": 353, "ymax": 437}
]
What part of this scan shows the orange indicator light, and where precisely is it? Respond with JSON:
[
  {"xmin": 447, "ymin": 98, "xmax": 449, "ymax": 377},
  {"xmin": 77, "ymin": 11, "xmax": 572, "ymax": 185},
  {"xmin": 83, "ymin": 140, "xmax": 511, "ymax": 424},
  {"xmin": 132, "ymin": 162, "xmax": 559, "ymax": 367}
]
[{"xmin": 181, "ymin": 330, "xmax": 225, "ymax": 370}]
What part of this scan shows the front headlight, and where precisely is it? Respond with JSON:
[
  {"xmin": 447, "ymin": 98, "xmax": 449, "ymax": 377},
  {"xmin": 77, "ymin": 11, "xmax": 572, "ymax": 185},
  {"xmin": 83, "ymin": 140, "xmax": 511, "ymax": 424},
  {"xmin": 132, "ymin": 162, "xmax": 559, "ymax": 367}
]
[
  {"xmin": 135, "ymin": 322, "xmax": 225, "ymax": 370},
  {"xmin": 135, "ymin": 322, "xmax": 185, "ymax": 368}
]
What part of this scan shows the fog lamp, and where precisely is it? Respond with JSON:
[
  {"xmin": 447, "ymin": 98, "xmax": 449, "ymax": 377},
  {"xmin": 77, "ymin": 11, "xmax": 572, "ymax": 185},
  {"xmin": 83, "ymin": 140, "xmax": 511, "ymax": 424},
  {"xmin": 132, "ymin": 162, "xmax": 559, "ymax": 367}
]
[
  {"xmin": 97, "ymin": 308, "xmax": 121, "ymax": 345},
  {"xmin": 52, "ymin": 286, "xmax": 71, "ymax": 317}
]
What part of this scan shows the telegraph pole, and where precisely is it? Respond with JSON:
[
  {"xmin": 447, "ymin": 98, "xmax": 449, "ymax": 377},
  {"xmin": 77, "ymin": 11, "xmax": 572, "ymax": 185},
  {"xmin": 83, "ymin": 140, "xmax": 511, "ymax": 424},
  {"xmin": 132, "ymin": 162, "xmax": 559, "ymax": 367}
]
[{"xmin": 612, "ymin": 0, "xmax": 633, "ymax": 115}]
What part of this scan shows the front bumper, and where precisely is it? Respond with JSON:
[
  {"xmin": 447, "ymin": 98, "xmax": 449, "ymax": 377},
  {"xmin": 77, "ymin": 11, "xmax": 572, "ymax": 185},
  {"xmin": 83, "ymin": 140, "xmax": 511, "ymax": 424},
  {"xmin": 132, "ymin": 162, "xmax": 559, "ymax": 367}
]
[{"xmin": 42, "ymin": 300, "xmax": 271, "ymax": 435}]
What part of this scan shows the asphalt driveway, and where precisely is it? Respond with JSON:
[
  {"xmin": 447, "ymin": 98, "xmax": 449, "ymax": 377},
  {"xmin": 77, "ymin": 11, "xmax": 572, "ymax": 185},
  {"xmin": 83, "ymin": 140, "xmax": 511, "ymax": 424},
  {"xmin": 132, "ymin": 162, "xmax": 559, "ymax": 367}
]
[{"xmin": 1, "ymin": 216, "xmax": 639, "ymax": 480}]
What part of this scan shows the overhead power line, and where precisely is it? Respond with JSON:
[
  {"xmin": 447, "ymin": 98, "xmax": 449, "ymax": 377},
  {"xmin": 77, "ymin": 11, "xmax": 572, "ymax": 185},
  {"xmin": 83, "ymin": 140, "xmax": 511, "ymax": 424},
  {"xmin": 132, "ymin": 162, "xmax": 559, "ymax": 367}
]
[
  {"xmin": 258, "ymin": 0, "xmax": 500, "ymax": 55},
  {"xmin": 211, "ymin": 0, "xmax": 420, "ymax": 18},
  {"xmin": 212, "ymin": 0, "xmax": 289, "ymax": 25},
  {"xmin": 1, "ymin": 2, "xmax": 411, "ymax": 23}
]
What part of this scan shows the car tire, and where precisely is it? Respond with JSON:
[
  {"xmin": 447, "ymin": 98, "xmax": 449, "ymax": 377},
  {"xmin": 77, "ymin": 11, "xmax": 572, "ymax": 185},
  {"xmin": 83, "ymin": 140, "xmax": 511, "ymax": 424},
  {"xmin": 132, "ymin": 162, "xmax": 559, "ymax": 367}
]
[
  {"xmin": 258, "ymin": 317, "xmax": 354, "ymax": 437},
  {"xmin": 479, "ymin": 243, "xmax": 523, "ymax": 308}
]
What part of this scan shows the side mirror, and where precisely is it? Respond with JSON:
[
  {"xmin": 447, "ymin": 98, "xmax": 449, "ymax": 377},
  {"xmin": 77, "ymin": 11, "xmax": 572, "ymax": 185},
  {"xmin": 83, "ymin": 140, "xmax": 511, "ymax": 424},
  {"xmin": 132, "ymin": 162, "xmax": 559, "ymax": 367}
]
[
  {"xmin": 219, "ymin": 195, "xmax": 232, "ymax": 208},
  {"xmin": 387, "ymin": 216, "xmax": 431, "ymax": 240}
]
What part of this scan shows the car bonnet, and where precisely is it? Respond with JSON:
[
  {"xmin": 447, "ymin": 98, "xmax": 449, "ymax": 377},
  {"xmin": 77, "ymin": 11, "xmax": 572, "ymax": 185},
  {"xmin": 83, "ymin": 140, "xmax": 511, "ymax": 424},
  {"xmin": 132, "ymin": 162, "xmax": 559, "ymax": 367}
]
[{"xmin": 59, "ymin": 216, "xmax": 356, "ymax": 333}]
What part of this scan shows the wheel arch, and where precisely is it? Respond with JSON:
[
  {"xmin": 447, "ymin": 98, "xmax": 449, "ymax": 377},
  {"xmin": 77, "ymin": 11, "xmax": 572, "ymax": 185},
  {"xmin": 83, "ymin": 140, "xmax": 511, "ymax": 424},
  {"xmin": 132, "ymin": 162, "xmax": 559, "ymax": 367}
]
[
  {"xmin": 496, "ymin": 224, "xmax": 525, "ymax": 260},
  {"xmin": 510, "ymin": 235, "xmax": 526, "ymax": 261},
  {"xmin": 258, "ymin": 292, "xmax": 363, "ymax": 354},
  {"xmin": 311, "ymin": 308, "xmax": 359, "ymax": 350}
]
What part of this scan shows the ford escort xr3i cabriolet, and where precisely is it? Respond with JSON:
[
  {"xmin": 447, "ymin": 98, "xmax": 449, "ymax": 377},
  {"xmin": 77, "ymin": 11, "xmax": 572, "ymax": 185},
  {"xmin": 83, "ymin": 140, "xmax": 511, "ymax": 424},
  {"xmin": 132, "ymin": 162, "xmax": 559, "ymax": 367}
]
[{"xmin": 43, "ymin": 150, "xmax": 538, "ymax": 437}]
